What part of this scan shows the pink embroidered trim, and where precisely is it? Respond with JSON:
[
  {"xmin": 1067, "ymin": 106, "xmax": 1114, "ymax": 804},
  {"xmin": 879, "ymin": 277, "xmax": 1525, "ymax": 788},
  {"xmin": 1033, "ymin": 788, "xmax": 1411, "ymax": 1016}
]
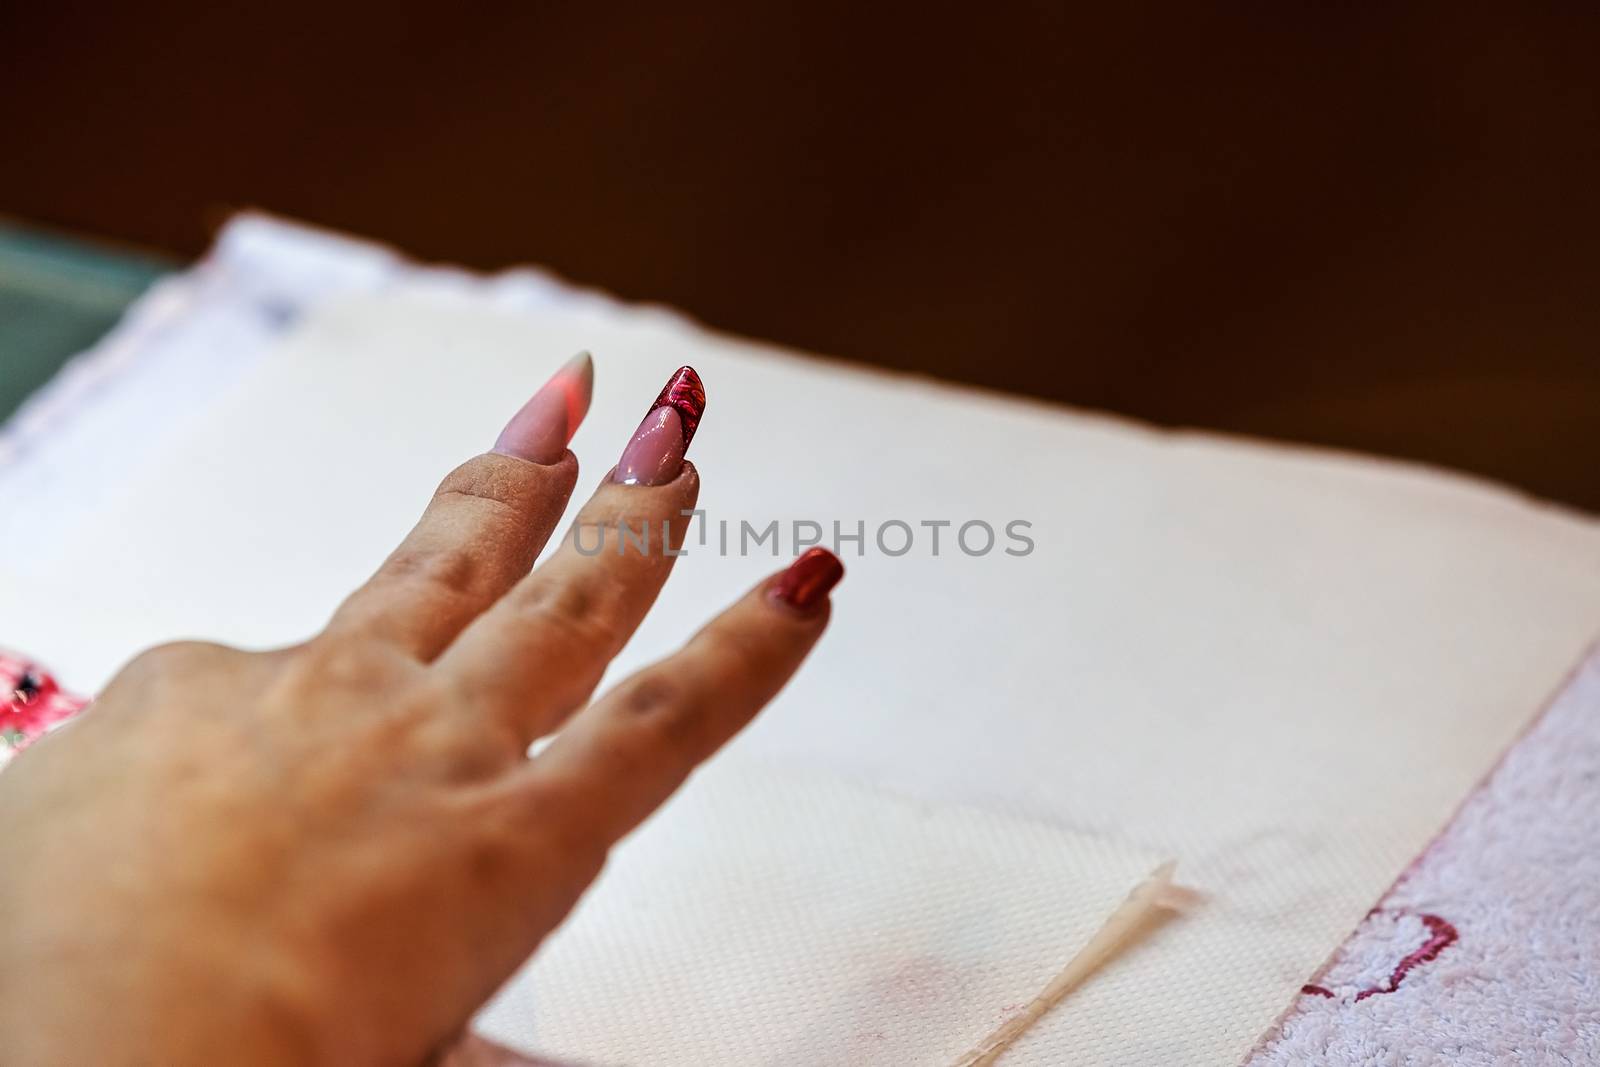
[
  {"xmin": 1301, "ymin": 912, "xmax": 1457, "ymax": 1001},
  {"xmin": 1, "ymin": 649, "xmax": 88, "ymax": 756}
]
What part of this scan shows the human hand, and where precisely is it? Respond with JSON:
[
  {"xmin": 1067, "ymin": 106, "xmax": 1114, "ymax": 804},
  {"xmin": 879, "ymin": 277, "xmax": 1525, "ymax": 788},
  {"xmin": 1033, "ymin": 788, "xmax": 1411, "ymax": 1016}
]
[{"xmin": 0, "ymin": 357, "xmax": 843, "ymax": 1066}]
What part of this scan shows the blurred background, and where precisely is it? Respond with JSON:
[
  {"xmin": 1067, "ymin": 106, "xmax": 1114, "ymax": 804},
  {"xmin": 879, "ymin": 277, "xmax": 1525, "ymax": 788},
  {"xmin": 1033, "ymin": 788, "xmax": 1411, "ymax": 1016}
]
[{"xmin": 2, "ymin": 2, "xmax": 1596, "ymax": 508}]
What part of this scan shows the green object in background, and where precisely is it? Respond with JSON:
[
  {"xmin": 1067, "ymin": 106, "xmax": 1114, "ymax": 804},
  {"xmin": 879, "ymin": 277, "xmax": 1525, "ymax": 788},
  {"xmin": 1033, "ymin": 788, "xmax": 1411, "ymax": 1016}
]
[{"xmin": 0, "ymin": 221, "xmax": 174, "ymax": 422}]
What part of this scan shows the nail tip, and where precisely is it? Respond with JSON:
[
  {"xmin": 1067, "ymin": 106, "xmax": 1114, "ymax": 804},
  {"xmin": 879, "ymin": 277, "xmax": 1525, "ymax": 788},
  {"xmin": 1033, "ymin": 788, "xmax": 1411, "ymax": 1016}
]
[
  {"xmin": 805, "ymin": 546, "xmax": 846, "ymax": 585},
  {"xmin": 562, "ymin": 357, "xmax": 594, "ymax": 446},
  {"xmin": 652, "ymin": 365, "xmax": 707, "ymax": 447},
  {"xmin": 492, "ymin": 352, "xmax": 594, "ymax": 462},
  {"xmin": 776, "ymin": 547, "xmax": 845, "ymax": 610},
  {"xmin": 799, "ymin": 545, "xmax": 841, "ymax": 565},
  {"xmin": 569, "ymin": 350, "xmax": 595, "ymax": 399}
]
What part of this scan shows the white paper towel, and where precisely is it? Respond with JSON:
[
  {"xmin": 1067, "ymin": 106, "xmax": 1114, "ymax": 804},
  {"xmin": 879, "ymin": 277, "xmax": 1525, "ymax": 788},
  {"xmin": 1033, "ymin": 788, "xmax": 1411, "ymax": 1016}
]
[{"xmin": 477, "ymin": 760, "xmax": 1168, "ymax": 1066}]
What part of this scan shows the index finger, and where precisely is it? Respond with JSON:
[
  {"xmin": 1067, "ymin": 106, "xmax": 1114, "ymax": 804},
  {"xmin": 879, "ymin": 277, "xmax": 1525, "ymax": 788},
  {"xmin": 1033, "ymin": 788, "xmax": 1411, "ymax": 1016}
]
[{"xmin": 324, "ymin": 352, "xmax": 592, "ymax": 660}]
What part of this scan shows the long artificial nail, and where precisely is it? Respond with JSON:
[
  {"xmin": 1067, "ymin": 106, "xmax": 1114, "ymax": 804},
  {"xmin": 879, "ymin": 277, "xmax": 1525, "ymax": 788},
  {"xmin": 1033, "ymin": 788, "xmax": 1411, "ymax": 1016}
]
[
  {"xmin": 613, "ymin": 365, "xmax": 706, "ymax": 486},
  {"xmin": 493, "ymin": 351, "xmax": 594, "ymax": 463},
  {"xmin": 773, "ymin": 548, "xmax": 845, "ymax": 610}
]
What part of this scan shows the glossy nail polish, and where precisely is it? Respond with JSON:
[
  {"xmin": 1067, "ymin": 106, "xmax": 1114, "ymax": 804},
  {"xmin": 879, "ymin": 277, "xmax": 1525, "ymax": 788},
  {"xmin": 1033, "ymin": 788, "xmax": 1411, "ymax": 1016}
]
[
  {"xmin": 493, "ymin": 351, "xmax": 594, "ymax": 463},
  {"xmin": 773, "ymin": 548, "xmax": 845, "ymax": 610},
  {"xmin": 613, "ymin": 365, "xmax": 706, "ymax": 485}
]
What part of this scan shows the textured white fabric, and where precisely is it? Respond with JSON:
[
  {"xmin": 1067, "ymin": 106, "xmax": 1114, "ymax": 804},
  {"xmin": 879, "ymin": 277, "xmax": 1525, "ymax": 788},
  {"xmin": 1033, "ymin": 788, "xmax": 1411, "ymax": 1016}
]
[
  {"xmin": 477, "ymin": 761, "xmax": 1167, "ymax": 1065},
  {"xmin": 4, "ymin": 218, "xmax": 1599, "ymax": 1063},
  {"xmin": 1245, "ymin": 645, "xmax": 1600, "ymax": 1065}
]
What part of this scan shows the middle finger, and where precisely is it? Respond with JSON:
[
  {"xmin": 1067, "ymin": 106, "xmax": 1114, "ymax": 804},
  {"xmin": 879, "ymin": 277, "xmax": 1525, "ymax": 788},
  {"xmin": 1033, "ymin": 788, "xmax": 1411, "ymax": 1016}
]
[{"xmin": 438, "ymin": 367, "xmax": 706, "ymax": 743}]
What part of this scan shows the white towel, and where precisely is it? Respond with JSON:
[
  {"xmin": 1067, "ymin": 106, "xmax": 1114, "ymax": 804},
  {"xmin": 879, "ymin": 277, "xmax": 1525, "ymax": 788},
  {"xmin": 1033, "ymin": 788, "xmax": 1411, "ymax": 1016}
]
[{"xmin": 1247, "ymin": 645, "xmax": 1600, "ymax": 1065}]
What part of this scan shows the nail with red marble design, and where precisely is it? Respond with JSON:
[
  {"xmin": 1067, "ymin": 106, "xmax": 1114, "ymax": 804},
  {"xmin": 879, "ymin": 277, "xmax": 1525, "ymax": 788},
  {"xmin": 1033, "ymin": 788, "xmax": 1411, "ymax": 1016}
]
[
  {"xmin": 613, "ymin": 365, "xmax": 706, "ymax": 486},
  {"xmin": 772, "ymin": 548, "xmax": 845, "ymax": 611},
  {"xmin": 492, "ymin": 351, "xmax": 594, "ymax": 463}
]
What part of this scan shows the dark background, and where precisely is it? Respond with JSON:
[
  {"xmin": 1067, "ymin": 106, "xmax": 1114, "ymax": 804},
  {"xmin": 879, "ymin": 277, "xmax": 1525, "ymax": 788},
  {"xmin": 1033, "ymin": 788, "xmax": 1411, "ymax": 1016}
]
[{"xmin": 3, "ymin": 3, "xmax": 1597, "ymax": 509}]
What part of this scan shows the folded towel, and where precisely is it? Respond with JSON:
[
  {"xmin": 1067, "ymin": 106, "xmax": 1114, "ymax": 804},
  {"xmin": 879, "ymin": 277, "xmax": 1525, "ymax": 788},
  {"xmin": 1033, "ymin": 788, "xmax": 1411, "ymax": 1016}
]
[{"xmin": 1248, "ymin": 646, "xmax": 1600, "ymax": 1065}]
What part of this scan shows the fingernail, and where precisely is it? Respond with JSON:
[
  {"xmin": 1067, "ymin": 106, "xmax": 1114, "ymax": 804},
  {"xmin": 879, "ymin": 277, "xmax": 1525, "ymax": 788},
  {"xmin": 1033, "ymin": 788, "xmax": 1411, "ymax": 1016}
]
[
  {"xmin": 493, "ymin": 351, "xmax": 594, "ymax": 463},
  {"xmin": 613, "ymin": 365, "xmax": 706, "ymax": 486},
  {"xmin": 773, "ymin": 547, "xmax": 845, "ymax": 611}
]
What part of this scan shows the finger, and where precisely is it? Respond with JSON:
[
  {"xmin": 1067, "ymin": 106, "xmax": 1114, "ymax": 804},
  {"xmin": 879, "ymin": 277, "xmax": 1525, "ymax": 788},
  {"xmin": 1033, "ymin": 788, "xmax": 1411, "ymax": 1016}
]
[
  {"xmin": 431, "ymin": 1032, "xmax": 571, "ymax": 1066},
  {"xmin": 439, "ymin": 367, "xmax": 707, "ymax": 741},
  {"xmin": 325, "ymin": 352, "xmax": 592, "ymax": 660},
  {"xmin": 520, "ymin": 548, "xmax": 843, "ymax": 846}
]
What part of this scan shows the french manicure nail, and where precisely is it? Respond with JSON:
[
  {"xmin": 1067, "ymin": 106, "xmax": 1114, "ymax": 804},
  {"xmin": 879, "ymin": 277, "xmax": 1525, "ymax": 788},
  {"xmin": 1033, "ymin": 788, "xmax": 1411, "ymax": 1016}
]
[
  {"xmin": 773, "ymin": 548, "xmax": 845, "ymax": 611},
  {"xmin": 613, "ymin": 365, "xmax": 706, "ymax": 486},
  {"xmin": 493, "ymin": 351, "xmax": 594, "ymax": 463}
]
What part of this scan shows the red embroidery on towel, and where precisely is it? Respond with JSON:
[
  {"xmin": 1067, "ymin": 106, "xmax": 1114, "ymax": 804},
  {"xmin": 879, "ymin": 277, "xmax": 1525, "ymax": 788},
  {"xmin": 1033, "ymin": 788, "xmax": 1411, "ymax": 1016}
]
[
  {"xmin": 1, "ymin": 650, "xmax": 87, "ymax": 755},
  {"xmin": 1301, "ymin": 912, "xmax": 1457, "ymax": 1001}
]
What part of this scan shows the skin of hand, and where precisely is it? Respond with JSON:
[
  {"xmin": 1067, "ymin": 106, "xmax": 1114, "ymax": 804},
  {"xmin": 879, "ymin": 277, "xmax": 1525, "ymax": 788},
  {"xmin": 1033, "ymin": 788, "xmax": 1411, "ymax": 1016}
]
[{"xmin": 0, "ymin": 361, "xmax": 840, "ymax": 1066}]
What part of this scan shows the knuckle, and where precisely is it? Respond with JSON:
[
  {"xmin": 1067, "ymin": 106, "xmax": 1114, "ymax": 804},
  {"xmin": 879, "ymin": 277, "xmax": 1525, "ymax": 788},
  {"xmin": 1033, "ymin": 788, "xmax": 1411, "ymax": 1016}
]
[
  {"xmin": 615, "ymin": 673, "xmax": 705, "ymax": 752},
  {"xmin": 293, "ymin": 635, "xmax": 407, "ymax": 693},
  {"xmin": 617, "ymin": 673, "xmax": 687, "ymax": 719},
  {"xmin": 411, "ymin": 713, "xmax": 525, "ymax": 781},
  {"xmin": 515, "ymin": 580, "xmax": 621, "ymax": 654},
  {"xmin": 436, "ymin": 457, "xmax": 539, "ymax": 516},
  {"xmin": 118, "ymin": 640, "xmax": 230, "ymax": 683},
  {"xmin": 381, "ymin": 544, "xmax": 481, "ymax": 598},
  {"xmin": 105, "ymin": 641, "xmax": 254, "ymax": 712}
]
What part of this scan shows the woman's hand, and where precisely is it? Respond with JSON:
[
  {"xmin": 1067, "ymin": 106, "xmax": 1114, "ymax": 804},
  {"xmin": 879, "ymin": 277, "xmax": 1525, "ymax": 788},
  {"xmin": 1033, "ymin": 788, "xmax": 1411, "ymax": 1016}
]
[{"xmin": 0, "ymin": 357, "xmax": 842, "ymax": 1067}]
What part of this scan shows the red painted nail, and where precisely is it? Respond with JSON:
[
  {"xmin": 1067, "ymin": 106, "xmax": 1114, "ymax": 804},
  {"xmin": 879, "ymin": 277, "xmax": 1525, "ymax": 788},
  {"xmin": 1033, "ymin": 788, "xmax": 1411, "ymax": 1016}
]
[
  {"xmin": 773, "ymin": 548, "xmax": 845, "ymax": 610},
  {"xmin": 614, "ymin": 365, "xmax": 707, "ymax": 486},
  {"xmin": 654, "ymin": 365, "xmax": 706, "ymax": 448}
]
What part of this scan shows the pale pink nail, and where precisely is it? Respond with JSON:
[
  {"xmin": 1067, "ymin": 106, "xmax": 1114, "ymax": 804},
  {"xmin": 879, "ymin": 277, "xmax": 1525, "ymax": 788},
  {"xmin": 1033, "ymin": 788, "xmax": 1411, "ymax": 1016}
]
[
  {"xmin": 492, "ymin": 352, "xmax": 594, "ymax": 463},
  {"xmin": 612, "ymin": 365, "xmax": 706, "ymax": 486}
]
